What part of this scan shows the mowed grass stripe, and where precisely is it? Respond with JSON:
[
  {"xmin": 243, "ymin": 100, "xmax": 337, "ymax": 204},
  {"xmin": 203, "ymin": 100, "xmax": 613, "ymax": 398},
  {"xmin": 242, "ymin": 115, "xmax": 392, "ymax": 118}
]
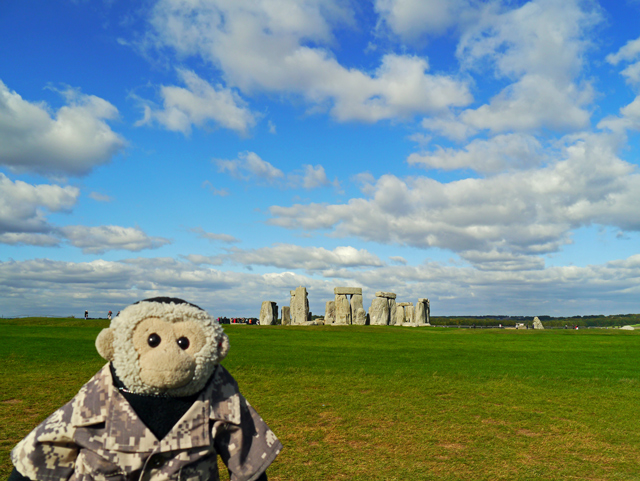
[{"xmin": 2, "ymin": 321, "xmax": 639, "ymax": 480}]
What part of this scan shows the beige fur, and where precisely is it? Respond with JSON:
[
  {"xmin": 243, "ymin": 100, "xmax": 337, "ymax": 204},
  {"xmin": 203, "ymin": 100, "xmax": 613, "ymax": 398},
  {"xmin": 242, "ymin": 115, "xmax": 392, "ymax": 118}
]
[
  {"xmin": 95, "ymin": 328, "xmax": 114, "ymax": 361},
  {"xmin": 100, "ymin": 300, "xmax": 229, "ymax": 396}
]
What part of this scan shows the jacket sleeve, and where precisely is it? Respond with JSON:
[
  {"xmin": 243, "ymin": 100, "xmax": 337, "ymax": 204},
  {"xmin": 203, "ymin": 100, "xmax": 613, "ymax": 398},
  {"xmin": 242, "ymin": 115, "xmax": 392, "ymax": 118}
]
[
  {"xmin": 214, "ymin": 396, "xmax": 281, "ymax": 481},
  {"xmin": 10, "ymin": 401, "xmax": 79, "ymax": 481}
]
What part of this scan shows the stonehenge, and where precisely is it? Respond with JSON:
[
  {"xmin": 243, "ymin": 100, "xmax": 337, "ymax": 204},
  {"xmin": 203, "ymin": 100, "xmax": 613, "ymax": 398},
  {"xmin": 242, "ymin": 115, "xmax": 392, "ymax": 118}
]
[
  {"xmin": 290, "ymin": 286, "xmax": 310, "ymax": 325},
  {"xmin": 259, "ymin": 301, "xmax": 278, "ymax": 325},
  {"xmin": 369, "ymin": 291, "xmax": 396, "ymax": 325},
  {"xmin": 324, "ymin": 301, "xmax": 335, "ymax": 324},
  {"xmin": 415, "ymin": 298, "xmax": 430, "ymax": 325},
  {"xmin": 258, "ymin": 285, "xmax": 431, "ymax": 329},
  {"xmin": 281, "ymin": 306, "xmax": 291, "ymax": 325},
  {"xmin": 329, "ymin": 287, "xmax": 364, "ymax": 325}
]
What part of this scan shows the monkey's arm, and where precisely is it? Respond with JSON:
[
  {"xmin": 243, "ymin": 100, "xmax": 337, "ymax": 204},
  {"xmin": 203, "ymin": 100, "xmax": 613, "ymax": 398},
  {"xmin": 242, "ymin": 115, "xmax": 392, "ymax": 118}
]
[{"xmin": 214, "ymin": 396, "xmax": 282, "ymax": 481}]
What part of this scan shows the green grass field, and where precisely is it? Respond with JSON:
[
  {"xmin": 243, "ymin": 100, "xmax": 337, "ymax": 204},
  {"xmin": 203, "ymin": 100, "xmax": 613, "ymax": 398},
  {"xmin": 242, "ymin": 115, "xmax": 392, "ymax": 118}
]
[{"xmin": 2, "ymin": 319, "xmax": 640, "ymax": 480}]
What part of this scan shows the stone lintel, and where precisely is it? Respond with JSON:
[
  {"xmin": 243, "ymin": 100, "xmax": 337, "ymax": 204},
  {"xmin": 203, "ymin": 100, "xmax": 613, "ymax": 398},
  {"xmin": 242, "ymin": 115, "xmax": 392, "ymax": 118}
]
[
  {"xmin": 334, "ymin": 287, "xmax": 362, "ymax": 295},
  {"xmin": 418, "ymin": 298, "xmax": 429, "ymax": 303},
  {"xmin": 375, "ymin": 291, "xmax": 396, "ymax": 299},
  {"xmin": 397, "ymin": 302, "xmax": 413, "ymax": 307}
]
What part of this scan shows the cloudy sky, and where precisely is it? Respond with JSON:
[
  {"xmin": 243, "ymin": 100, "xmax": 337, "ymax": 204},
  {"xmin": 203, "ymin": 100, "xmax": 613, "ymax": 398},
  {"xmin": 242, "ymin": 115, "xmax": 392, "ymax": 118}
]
[{"xmin": 2, "ymin": 0, "xmax": 640, "ymax": 318}]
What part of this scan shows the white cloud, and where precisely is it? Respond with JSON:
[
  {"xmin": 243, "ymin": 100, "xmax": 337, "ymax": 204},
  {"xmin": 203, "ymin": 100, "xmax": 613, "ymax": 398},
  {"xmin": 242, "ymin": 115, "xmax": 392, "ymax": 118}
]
[
  {"xmin": 215, "ymin": 151, "xmax": 284, "ymax": 182},
  {"xmin": 422, "ymin": 0, "xmax": 601, "ymax": 139},
  {"xmin": 460, "ymin": 74, "xmax": 593, "ymax": 134},
  {"xmin": 606, "ymin": 36, "xmax": 640, "ymax": 65},
  {"xmin": 137, "ymin": 69, "xmax": 257, "ymax": 135},
  {"xmin": 408, "ymin": 133, "xmax": 545, "ymax": 174},
  {"xmin": 201, "ymin": 180, "xmax": 229, "ymax": 196},
  {"xmin": 606, "ymin": 35, "xmax": 640, "ymax": 88},
  {"xmin": 2, "ymin": 254, "xmax": 640, "ymax": 317},
  {"xmin": 269, "ymin": 132, "xmax": 640, "ymax": 263},
  {"xmin": 0, "ymin": 233, "xmax": 60, "ymax": 247},
  {"xmin": 301, "ymin": 164, "xmax": 331, "ymax": 189},
  {"xmin": 374, "ymin": 0, "xmax": 480, "ymax": 41},
  {"xmin": 0, "ymin": 80, "xmax": 125, "ymax": 176},
  {"xmin": 89, "ymin": 192, "xmax": 113, "ymax": 202},
  {"xmin": 597, "ymin": 95, "xmax": 640, "ymax": 133},
  {"xmin": 389, "ymin": 256, "xmax": 407, "ymax": 265},
  {"xmin": 189, "ymin": 227, "xmax": 239, "ymax": 244},
  {"xmin": 145, "ymin": 0, "xmax": 472, "ymax": 122},
  {"xmin": 60, "ymin": 225, "xmax": 171, "ymax": 254},
  {"xmin": 457, "ymin": 0, "xmax": 601, "ymax": 83},
  {"xmin": 215, "ymin": 152, "xmax": 339, "ymax": 190},
  {"xmin": 420, "ymin": 114, "xmax": 477, "ymax": 142},
  {"xmin": 0, "ymin": 173, "xmax": 79, "ymax": 243},
  {"xmin": 222, "ymin": 244, "xmax": 384, "ymax": 271}
]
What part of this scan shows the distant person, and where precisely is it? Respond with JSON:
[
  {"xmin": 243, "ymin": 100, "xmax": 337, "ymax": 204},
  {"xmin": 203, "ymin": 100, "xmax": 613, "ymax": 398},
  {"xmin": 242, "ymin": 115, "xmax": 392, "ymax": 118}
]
[
  {"xmin": 84, "ymin": 310, "xmax": 88, "ymax": 320},
  {"xmin": 108, "ymin": 311, "xmax": 112, "ymax": 321}
]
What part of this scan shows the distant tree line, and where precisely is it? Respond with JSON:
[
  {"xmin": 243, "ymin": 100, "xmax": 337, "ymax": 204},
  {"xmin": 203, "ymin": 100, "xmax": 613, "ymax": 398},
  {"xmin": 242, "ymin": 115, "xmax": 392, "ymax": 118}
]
[{"xmin": 430, "ymin": 314, "xmax": 640, "ymax": 328}]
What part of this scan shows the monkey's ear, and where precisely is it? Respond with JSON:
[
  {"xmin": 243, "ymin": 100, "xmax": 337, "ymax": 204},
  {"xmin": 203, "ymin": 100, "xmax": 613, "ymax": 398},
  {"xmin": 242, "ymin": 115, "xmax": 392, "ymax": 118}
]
[
  {"xmin": 217, "ymin": 332, "xmax": 230, "ymax": 362},
  {"xmin": 96, "ymin": 328, "xmax": 115, "ymax": 361}
]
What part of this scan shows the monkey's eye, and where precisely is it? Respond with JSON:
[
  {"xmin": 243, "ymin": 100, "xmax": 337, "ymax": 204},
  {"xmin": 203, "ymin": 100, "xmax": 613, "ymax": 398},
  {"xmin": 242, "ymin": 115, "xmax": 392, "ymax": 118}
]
[
  {"xmin": 177, "ymin": 337, "xmax": 190, "ymax": 350},
  {"xmin": 148, "ymin": 333, "xmax": 161, "ymax": 348}
]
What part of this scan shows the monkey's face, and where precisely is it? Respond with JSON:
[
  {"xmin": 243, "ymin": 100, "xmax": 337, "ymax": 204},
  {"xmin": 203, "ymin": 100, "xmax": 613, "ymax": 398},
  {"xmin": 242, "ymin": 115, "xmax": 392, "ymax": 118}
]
[
  {"xmin": 96, "ymin": 298, "xmax": 229, "ymax": 397},
  {"xmin": 132, "ymin": 317, "xmax": 206, "ymax": 390}
]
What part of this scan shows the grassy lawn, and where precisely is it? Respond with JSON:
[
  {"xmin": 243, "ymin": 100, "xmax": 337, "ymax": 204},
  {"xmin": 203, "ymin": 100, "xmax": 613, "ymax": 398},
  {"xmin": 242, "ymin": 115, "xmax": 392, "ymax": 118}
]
[{"xmin": 2, "ymin": 319, "xmax": 640, "ymax": 480}]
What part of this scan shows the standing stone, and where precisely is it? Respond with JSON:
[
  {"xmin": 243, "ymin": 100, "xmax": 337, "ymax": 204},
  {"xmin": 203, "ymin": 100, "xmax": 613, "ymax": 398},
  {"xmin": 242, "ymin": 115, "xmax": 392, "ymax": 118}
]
[
  {"xmin": 395, "ymin": 305, "xmax": 405, "ymax": 325},
  {"xmin": 389, "ymin": 299, "xmax": 398, "ymax": 326},
  {"xmin": 350, "ymin": 294, "xmax": 363, "ymax": 321},
  {"xmin": 533, "ymin": 316, "xmax": 544, "ymax": 330},
  {"xmin": 354, "ymin": 307, "xmax": 367, "ymax": 325},
  {"xmin": 369, "ymin": 297, "xmax": 390, "ymax": 325},
  {"xmin": 291, "ymin": 286, "xmax": 309, "ymax": 325},
  {"xmin": 259, "ymin": 301, "xmax": 277, "ymax": 325},
  {"xmin": 405, "ymin": 305, "xmax": 415, "ymax": 324},
  {"xmin": 425, "ymin": 299, "xmax": 430, "ymax": 325},
  {"xmin": 325, "ymin": 301, "xmax": 336, "ymax": 325},
  {"xmin": 282, "ymin": 306, "xmax": 291, "ymax": 325},
  {"xmin": 335, "ymin": 294, "xmax": 351, "ymax": 325},
  {"xmin": 415, "ymin": 300, "xmax": 427, "ymax": 325}
]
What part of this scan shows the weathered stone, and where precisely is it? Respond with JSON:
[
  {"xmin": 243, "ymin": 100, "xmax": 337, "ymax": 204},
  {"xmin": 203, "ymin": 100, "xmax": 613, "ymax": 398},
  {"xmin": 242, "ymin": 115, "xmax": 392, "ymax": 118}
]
[
  {"xmin": 281, "ymin": 306, "xmax": 291, "ymax": 326},
  {"xmin": 621, "ymin": 325, "xmax": 635, "ymax": 330},
  {"xmin": 426, "ymin": 299, "xmax": 430, "ymax": 325},
  {"xmin": 415, "ymin": 301, "xmax": 427, "ymax": 324},
  {"xmin": 369, "ymin": 297, "xmax": 390, "ymax": 325},
  {"xmin": 388, "ymin": 299, "xmax": 397, "ymax": 326},
  {"xmin": 335, "ymin": 294, "xmax": 351, "ymax": 325},
  {"xmin": 397, "ymin": 302, "xmax": 413, "ymax": 307},
  {"xmin": 324, "ymin": 301, "xmax": 335, "ymax": 325},
  {"xmin": 395, "ymin": 304, "xmax": 405, "ymax": 325},
  {"xmin": 259, "ymin": 301, "xmax": 277, "ymax": 326},
  {"xmin": 405, "ymin": 305, "xmax": 414, "ymax": 324},
  {"xmin": 350, "ymin": 294, "xmax": 363, "ymax": 320},
  {"xmin": 354, "ymin": 307, "xmax": 367, "ymax": 325},
  {"xmin": 533, "ymin": 316, "xmax": 544, "ymax": 330},
  {"xmin": 291, "ymin": 286, "xmax": 309, "ymax": 325},
  {"xmin": 334, "ymin": 287, "xmax": 362, "ymax": 295},
  {"xmin": 375, "ymin": 291, "xmax": 396, "ymax": 299}
]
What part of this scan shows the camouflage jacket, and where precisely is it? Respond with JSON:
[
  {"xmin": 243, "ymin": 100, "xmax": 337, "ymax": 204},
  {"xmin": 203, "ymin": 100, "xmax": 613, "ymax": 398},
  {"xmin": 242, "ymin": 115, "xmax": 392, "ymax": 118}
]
[{"xmin": 11, "ymin": 364, "xmax": 282, "ymax": 481}]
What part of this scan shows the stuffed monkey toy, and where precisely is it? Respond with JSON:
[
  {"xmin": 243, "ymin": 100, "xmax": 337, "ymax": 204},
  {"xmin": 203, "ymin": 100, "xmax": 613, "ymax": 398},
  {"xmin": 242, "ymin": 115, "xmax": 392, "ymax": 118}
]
[{"xmin": 9, "ymin": 297, "xmax": 281, "ymax": 481}]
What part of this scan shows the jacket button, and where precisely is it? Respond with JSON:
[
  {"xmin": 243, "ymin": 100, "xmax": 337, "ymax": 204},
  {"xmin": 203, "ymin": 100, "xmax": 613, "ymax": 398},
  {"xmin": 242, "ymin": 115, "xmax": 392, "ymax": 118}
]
[{"xmin": 149, "ymin": 455, "xmax": 165, "ymax": 469}]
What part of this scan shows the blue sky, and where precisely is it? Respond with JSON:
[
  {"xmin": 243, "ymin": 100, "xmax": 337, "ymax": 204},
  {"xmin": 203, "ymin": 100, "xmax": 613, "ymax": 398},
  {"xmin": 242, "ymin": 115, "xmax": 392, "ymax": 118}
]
[{"xmin": 2, "ymin": 0, "xmax": 640, "ymax": 318}]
